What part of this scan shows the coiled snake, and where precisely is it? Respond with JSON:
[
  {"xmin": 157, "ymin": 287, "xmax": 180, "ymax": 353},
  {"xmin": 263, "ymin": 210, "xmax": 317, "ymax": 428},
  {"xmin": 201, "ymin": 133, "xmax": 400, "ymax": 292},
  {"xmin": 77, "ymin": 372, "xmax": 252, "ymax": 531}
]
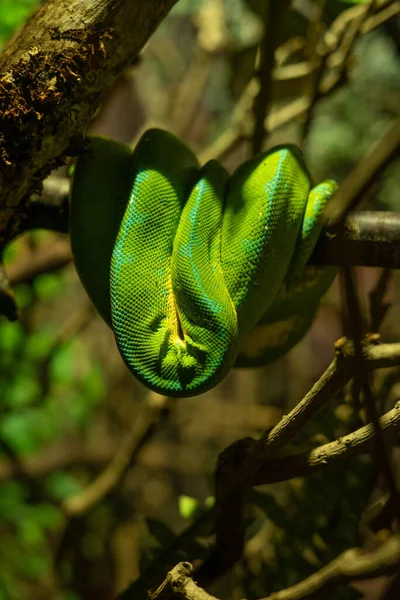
[{"xmin": 70, "ymin": 129, "xmax": 337, "ymax": 397}]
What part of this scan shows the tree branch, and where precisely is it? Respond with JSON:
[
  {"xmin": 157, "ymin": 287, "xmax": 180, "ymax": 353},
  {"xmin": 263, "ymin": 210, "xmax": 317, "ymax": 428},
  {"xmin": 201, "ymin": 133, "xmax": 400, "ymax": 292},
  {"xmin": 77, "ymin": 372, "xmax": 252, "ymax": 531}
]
[
  {"xmin": 253, "ymin": 401, "xmax": 400, "ymax": 485},
  {"xmin": 260, "ymin": 535, "xmax": 400, "ymax": 600},
  {"xmin": 324, "ymin": 118, "xmax": 400, "ymax": 227},
  {"xmin": 196, "ymin": 339, "xmax": 400, "ymax": 584},
  {"xmin": 62, "ymin": 393, "xmax": 170, "ymax": 517},
  {"xmin": 149, "ymin": 563, "xmax": 219, "ymax": 600},
  {"xmin": 0, "ymin": 0, "xmax": 178, "ymax": 244},
  {"xmin": 251, "ymin": 1, "xmax": 289, "ymax": 154}
]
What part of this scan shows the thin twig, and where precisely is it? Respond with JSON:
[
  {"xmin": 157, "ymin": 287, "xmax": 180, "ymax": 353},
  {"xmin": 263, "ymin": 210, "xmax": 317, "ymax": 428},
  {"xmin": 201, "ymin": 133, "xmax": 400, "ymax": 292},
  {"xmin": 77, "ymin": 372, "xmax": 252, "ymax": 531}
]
[
  {"xmin": 149, "ymin": 562, "xmax": 218, "ymax": 600},
  {"xmin": 197, "ymin": 339, "xmax": 400, "ymax": 584},
  {"xmin": 324, "ymin": 118, "xmax": 400, "ymax": 226},
  {"xmin": 62, "ymin": 393, "xmax": 170, "ymax": 517},
  {"xmin": 253, "ymin": 401, "xmax": 400, "ymax": 485},
  {"xmin": 321, "ymin": 0, "xmax": 381, "ymax": 95},
  {"xmin": 341, "ymin": 267, "xmax": 400, "ymax": 527},
  {"xmin": 199, "ymin": 0, "xmax": 399, "ymax": 165},
  {"xmin": 259, "ymin": 535, "xmax": 400, "ymax": 600},
  {"xmin": 369, "ymin": 268, "xmax": 393, "ymax": 332}
]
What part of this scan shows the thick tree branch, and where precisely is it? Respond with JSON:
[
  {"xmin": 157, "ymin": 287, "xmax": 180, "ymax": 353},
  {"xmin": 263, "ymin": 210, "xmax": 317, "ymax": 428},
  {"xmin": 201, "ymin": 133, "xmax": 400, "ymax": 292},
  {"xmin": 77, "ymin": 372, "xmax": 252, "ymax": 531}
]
[{"xmin": 0, "ymin": 0, "xmax": 178, "ymax": 244}]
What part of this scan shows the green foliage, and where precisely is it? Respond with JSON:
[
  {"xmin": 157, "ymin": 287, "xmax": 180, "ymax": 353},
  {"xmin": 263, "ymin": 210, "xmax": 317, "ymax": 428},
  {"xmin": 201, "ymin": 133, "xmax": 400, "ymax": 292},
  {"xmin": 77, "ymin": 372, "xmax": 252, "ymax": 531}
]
[
  {"xmin": 0, "ymin": 0, "xmax": 40, "ymax": 48},
  {"xmin": 0, "ymin": 238, "xmax": 106, "ymax": 598},
  {"xmin": 0, "ymin": 482, "xmax": 64, "ymax": 598},
  {"xmin": 44, "ymin": 472, "xmax": 85, "ymax": 502},
  {"xmin": 33, "ymin": 273, "xmax": 64, "ymax": 301},
  {"xmin": 0, "ymin": 317, "xmax": 105, "ymax": 451}
]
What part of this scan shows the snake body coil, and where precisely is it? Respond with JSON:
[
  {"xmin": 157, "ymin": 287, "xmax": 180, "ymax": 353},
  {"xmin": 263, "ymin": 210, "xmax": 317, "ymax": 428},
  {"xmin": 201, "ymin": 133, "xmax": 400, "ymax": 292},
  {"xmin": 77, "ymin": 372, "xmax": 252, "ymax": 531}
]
[{"xmin": 71, "ymin": 129, "xmax": 337, "ymax": 397}]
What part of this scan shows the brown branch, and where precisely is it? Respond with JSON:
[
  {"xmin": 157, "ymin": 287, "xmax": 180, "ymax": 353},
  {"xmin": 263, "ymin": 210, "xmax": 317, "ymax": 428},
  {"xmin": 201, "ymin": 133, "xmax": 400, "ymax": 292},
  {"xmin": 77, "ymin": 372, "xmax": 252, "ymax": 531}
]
[
  {"xmin": 5, "ymin": 237, "xmax": 72, "ymax": 286},
  {"xmin": 149, "ymin": 562, "xmax": 219, "ymax": 600},
  {"xmin": 5, "ymin": 210, "xmax": 400, "ymax": 295},
  {"xmin": 62, "ymin": 393, "xmax": 170, "ymax": 517},
  {"xmin": 0, "ymin": 0, "xmax": 178, "ymax": 245},
  {"xmin": 311, "ymin": 212, "xmax": 400, "ymax": 270},
  {"xmin": 325, "ymin": 119, "xmax": 400, "ymax": 226},
  {"xmin": 196, "ymin": 339, "xmax": 400, "ymax": 584},
  {"xmin": 259, "ymin": 535, "xmax": 400, "ymax": 600},
  {"xmin": 199, "ymin": 0, "xmax": 399, "ymax": 164},
  {"xmin": 319, "ymin": 0, "xmax": 379, "ymax": 97},
  {"xmin": 300, "ymin": 0, "xmax": 326, "ymax": 140},
  {"xmin": 369, "ymin": 268, "xmax": 393, "ymax": 332},
  {"xmin": 341, "ymin": 266, "xmax": 400, "ymax": 526},
  {"xmin": 251, "ymin": 1, "xmax": 289, "ymax": 154},
  {"xmin": 323, "ymin": 0, "xmax": 395, "ymax": 54},
  {"xmin": 253, "ymin": 401, "xmax": 400, "ymax": 485}
]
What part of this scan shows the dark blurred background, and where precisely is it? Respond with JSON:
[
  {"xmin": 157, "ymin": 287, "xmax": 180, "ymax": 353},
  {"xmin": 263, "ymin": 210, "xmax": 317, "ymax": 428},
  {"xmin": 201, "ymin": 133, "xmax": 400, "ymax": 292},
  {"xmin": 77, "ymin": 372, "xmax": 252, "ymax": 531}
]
[{"xmin": 0, "ymin": 1, "xmax": 400, "ymax": 599}]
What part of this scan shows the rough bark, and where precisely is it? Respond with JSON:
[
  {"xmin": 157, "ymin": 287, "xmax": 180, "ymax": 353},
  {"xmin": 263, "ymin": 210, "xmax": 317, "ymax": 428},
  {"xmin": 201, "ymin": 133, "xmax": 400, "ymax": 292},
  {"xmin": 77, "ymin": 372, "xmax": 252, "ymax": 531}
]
[{"xmin": 0, "ymin": 0, "xmax": 178, "ymax": 244}]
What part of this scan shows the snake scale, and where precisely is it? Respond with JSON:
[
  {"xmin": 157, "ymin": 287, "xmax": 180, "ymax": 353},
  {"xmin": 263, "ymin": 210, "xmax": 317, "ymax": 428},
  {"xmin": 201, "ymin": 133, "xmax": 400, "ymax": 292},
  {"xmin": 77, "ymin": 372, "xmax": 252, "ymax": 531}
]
[{"xmin": 70, "ymin": 129, "xmax": 337, "ymax": 397}]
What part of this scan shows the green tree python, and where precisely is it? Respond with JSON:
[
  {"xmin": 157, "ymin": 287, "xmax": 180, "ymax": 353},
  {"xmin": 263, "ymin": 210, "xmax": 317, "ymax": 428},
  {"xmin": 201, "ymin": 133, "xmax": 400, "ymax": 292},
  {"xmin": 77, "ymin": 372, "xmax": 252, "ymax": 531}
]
[{"xmin": 70, "ymin": 129, "xmax": 337, "ymax": 398}]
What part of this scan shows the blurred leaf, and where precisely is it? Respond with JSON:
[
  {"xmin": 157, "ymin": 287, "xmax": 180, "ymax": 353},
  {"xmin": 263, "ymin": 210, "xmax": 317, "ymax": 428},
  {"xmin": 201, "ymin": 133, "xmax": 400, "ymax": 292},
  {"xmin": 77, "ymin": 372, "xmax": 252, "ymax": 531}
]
[
  {"xmin": 0, "ymin": 406, "xmax": 62, "ymax": 454},
  {"xmin": 31, "ymin": 503, "xmax": 64, "ymax": 531},
  {"xmin": 49, "ymin": 342, "xmax": 75, "ymax": 382},
  {"xmin": 177, "ymin": 537, "xmax": 210, "ymax": 561},
  {"xmin": 33, "ymin": 272, "xmax": 63, "ymax": 301},
  {"xmin": 44, "ymin": 472, "xmax": 85, "ymax": 501},
  {"xmin": 0, "ymin": 321, "xmax": 24, "ymax": 353},
  {"xmin": 170, "ymin": 0, "xmax": 205, "ymax": 16},
  {"xmin": 0, "ymin": 482, "xmax": 26, "ymax": 509},
  {"xmin": 0, "ymin": 412, "xmax": 40, "ymax": 453},
  {"xmin": 5, "ymin": 372, "xmax": 40, "ymax": 408},
  {"xmin": 82, "ymin": 363, "xmax": 106, "ymax": 402},
  {"xmin": 20, "ymin": 552, "xmax": 50, "ymax": 578},
  {"xmin": 18, "ymin": 519, "xmax": 45, "ymax": 546},
  {"xmin": 244, "ymin": 515, "xmax": 264, "ymax": 542},
  {"xmin": 25, "ymin": 329, "xmax": 54, "ymax": 361},
  {"xmin": 81, "ymin": 532, "xmax": 104, "ymax": 560},
  {"xmin": 146, "ymin": 517, "xmax": 176, "ymax": 547},
  {"xmin": 13, "ymin": 284, "xmax": 35, "ymax": 309},
  {"xmin": 205, "ymin": 495, "xmax": 215, "ymax": 508},
  {"xmin": 245, "ymin": 0, "xmax": 268, "ymax": 20},
  {"xmin": 0, "ymin": 0, "xmax": 40, "ymax": 47},
  {"xmin": 61, "ymin": 591, "xmax": 82, "ymax": 600},
  {"xmin": 179, "ymin": 495, "xmax": 200, "ymax": 520}
]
